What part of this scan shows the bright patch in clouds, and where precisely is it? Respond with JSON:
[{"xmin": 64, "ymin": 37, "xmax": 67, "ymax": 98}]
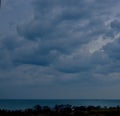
[{"xmin": 86, "ymin": 32, "xmax": 120, "ymax": 54}]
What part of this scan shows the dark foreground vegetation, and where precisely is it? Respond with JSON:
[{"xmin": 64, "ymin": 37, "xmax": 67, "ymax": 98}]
[{"xmin": 1, "ymin": 105, "xmax": 120, "ymax": 116}]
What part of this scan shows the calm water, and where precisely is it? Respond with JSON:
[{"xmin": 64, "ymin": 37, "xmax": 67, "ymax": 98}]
[{"xmin": 0, "ymin": 99, "xmax": 120, "ymax": 110}]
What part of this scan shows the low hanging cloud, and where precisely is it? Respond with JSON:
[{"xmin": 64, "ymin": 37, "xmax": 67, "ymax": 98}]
[
  {"xmin": 1, "ymin": 0, "xmax": 120, "ymax": 89},
  {"xmin": 16, "ymin": 0, "xmax": 120, "ymax": 73}
]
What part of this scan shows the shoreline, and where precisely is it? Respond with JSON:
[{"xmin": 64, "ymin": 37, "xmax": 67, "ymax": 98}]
[{"xmin": 1, "ymin": 105, "xmax": 120, "ymax": 116}]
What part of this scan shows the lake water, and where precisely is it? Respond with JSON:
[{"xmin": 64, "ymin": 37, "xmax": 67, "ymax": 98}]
[{"xmin": 0, "ymin": 99, "xmax": 120, "ymax": 110}]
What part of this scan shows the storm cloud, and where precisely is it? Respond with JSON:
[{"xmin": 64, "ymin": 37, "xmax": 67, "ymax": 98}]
[{"xmin": 0, "ymin": 0, "xmax": 120, "ymax": 99}]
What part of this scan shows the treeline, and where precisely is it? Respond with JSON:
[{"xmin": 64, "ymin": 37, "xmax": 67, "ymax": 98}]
[{"xmin": 1, "ymin": 105, "xmax": 120, "ymax": 116}]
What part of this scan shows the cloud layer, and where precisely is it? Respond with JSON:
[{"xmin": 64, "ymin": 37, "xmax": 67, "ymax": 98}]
[{"xmin": 0, "ymin": 0, "xmax": 120, "ymax": 98}]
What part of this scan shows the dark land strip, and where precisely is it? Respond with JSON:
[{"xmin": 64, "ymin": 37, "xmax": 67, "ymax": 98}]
[{"xmin": 1, "ymin": 105, "xmax": 120, "ymax": 116}]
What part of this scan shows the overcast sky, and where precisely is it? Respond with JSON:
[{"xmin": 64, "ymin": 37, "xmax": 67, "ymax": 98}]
[{"xmin": 0, "ymin": 0, "xmax": 120, "ymax": 99}]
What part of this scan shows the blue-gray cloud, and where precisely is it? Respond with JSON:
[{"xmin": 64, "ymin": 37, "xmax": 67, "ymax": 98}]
[
  {"xmin": 16, "ymin": 0, "xmax": 120, "ymax": 74},
  {"xmin": 0, "ymin": 0, "xmax": 120, "ymax": 98}
]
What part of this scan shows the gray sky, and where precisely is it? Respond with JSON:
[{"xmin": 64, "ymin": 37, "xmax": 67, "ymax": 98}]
[{"xmin": 0, "ymin": 0, "xmax": 120, "ymax": 99}]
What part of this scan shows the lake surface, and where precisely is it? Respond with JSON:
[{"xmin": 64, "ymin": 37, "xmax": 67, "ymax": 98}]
[{"xmin": 0, "ymin": 99, "xmax": 120, "ymax": 110}]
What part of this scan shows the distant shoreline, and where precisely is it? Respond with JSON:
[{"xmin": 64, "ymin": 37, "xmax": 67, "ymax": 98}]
[
  {"xmin": 1, "ymin": 99, "xmax": 120, "ymax": 110},
  {"xmin": 1, "ymin": 105, "xmax": 120, "ymax": 116}
]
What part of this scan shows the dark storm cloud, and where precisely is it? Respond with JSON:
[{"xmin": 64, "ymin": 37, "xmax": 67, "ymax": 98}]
[
  {"xmin": 17, "ymin": 0, "xmax": 112, "ymax": 40},
  {"xmin": 16, "ymin": 0, "xmax": 118, "ymax": 69},
  {"xmin": 104, "ymin": 39, "xmax": 120, "ymax": 61},
  {"xmin": 1, "ymin": 0, "xmax": 120, "ymax": 99},
  {"xmin": 12, "ymin": 0, "xmax": 120, "ymax": 76},
  {"xmin": 1, "ymin": 0, "xmax": 120, "ymax": 74}
]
